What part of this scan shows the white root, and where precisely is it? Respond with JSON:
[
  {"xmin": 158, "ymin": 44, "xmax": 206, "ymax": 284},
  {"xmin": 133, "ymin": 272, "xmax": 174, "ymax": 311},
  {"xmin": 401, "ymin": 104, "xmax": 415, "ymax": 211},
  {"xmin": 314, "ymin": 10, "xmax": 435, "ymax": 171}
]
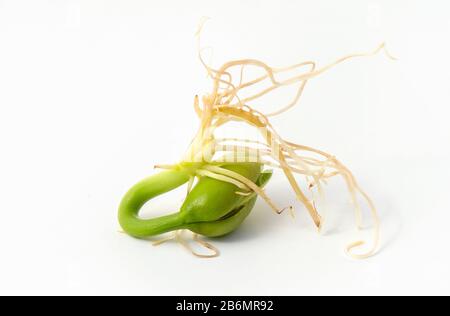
[{"xmin": 153, "ymin": 230, "xmax": 220, "ymax": 258}]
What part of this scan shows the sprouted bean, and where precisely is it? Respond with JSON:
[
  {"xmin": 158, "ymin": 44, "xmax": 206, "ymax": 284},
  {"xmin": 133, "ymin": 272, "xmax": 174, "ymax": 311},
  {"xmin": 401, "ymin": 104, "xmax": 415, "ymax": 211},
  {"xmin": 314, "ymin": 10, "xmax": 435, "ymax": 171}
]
[{"xmin": 119, "ymin": 20, "xmax": 394, "ymax": 259}]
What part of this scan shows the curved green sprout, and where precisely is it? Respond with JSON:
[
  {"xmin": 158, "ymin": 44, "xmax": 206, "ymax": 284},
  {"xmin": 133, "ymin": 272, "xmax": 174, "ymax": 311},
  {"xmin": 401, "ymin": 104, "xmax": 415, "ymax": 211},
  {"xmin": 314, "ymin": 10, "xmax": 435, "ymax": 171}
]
[{"xmin": 119, "ymin": 163, "xmax": 272, "ymax": 257}]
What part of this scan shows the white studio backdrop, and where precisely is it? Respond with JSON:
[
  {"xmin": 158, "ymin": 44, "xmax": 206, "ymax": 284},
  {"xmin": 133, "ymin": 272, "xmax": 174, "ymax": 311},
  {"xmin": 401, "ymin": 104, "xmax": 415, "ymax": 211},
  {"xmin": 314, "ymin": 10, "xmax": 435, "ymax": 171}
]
[{"xmin": 0, "ymin": 0, "xmax": 449, "ymax": 295}]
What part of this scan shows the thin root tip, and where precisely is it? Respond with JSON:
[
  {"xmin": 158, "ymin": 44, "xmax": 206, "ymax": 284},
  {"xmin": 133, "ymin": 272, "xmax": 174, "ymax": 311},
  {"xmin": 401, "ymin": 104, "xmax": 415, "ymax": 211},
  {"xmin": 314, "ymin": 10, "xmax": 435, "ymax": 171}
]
[
  {"xmin": 314, "ymin": 216, "xmax": 323, "ymax": 233},
  {"xmin": 345, "ymin": 241, "xmax": 374, "ymax": 260},
  {"xmin": 380, "ymin": 42, "xmax": 398, "ymax": 61},
  {"xmin": 316, "ymin": 222, "xmax": 322, "ymax": 233}
]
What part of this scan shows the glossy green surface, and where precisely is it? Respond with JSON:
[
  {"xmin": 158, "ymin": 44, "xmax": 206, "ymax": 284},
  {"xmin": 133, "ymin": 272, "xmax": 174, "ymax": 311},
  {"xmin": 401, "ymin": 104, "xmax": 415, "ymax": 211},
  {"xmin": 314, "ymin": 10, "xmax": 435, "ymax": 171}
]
[{"xmin": 118, "ymin": 163, "xmax": 272, "ymax": 238}]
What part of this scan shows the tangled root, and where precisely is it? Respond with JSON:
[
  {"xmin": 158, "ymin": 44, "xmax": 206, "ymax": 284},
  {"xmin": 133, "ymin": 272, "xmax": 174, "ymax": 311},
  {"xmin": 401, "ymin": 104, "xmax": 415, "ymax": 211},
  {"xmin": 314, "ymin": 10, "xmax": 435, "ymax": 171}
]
[{"xmin": 176, "ymin": 21, "xmax": 394, "ymax": 259}]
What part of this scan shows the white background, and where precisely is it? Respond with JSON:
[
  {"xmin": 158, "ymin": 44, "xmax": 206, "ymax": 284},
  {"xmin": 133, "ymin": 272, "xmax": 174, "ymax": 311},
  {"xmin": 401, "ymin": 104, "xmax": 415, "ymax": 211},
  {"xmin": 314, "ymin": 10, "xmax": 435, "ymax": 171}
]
[{"xmin": 1, "ymin": 0, "xmax": 449, "ymax": 296}]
